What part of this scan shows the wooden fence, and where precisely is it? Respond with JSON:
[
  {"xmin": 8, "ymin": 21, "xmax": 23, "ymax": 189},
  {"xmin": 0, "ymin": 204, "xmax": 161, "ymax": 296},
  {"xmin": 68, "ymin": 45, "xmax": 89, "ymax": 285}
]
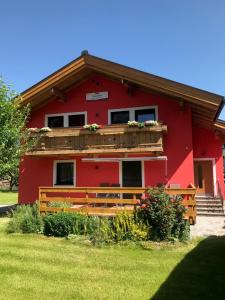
[{"xmin": 39, "ymin": 186, "xmax": 196, "ymax": 224}]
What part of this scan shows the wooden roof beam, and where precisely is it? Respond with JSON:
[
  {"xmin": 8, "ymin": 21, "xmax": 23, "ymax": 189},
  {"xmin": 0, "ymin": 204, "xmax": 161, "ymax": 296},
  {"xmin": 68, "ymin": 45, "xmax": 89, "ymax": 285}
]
[{"xmin": 51, "ymin": 87, "xmax": 66, "ymax": 102}]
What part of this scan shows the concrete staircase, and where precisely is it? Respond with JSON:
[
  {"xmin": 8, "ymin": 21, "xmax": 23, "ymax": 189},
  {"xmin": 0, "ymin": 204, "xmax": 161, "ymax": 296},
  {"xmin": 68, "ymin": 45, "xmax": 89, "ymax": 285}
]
[{"xmin": 196, "ymin": 196, "xmax": 224, "ymax": 217}]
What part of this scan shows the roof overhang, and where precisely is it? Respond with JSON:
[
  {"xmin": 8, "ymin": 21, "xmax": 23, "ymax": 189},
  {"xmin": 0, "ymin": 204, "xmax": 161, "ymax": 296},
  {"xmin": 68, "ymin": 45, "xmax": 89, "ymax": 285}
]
[{"xmin": 19, "ymin": 52, "xmax": 225, "ymax": 139}]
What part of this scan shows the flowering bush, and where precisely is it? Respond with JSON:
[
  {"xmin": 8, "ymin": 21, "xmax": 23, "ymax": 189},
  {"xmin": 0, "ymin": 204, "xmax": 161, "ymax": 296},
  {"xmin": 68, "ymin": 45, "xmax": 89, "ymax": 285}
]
[
  {"xmin": 83, "ymin": 123, "xmax": 102, "ymax": 131},
  {"xmin": 136, "ymin": 186, "xmax": 189, "ymax": 241}
]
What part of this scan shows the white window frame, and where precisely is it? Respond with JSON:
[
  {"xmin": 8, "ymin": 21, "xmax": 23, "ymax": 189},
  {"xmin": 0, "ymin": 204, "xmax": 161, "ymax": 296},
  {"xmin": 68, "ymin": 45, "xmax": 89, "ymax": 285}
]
[
  {"xmin": 53, "ymin": 160, "xmax": 76, "ymax": 187},
  {"xmin": 108, "ymin": 106, "xmax": 158, "ymax": 124},
  {"xmin": 45, "ymin": 111, "xmax": 87, "ymax": 127}
]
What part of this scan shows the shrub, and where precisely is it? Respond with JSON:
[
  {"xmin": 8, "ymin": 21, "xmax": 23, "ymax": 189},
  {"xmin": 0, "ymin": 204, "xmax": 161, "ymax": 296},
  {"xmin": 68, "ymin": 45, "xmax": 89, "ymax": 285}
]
[
  {"xmin": 43, "ymin": 211, "xmax": 148, "ymax": 245},
  {"xmin": 6, "ymin": 202, "xmax": 42, "ymax": 234},
  {"xmin": 136, "ymin": 186, "xmax": 190, "ymax": 241},
  {"xmin": 43, "ymin": 213, "xmax": 99, "ymax": 237},
  {"xmin": 89, "ymin": 217, "xmax": 112, "ymax": 246},
  {"xmin": 111, "ymin": 213, "xmax": 148, "ymax": 242}
]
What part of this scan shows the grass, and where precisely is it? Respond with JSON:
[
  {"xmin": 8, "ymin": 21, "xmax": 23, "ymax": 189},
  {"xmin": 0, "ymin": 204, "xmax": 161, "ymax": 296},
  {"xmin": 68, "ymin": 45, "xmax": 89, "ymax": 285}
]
[
  {"xmin": 0, "ymin": 190, "xmax": 18, "ymax": 205},
  {"xmin": 0, "ymin": 218, "xmax": 225, "ymax": 299}
]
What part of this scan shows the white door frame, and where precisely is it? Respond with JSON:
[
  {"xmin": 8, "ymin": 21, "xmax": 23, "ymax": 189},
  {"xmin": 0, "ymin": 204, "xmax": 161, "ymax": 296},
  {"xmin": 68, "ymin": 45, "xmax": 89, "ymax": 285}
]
[{"xmin": 193, "ymin": 158, "xmax": 217, "ymax": 196}]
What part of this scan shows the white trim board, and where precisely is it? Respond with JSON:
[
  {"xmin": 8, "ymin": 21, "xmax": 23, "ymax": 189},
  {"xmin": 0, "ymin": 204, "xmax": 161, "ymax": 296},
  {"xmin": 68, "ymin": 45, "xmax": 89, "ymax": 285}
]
[
  {"xmin": 45, "ymin": 111, "xmax": 87, "ymax": 127},
  {"xmin": 108, "ymin": 105, "xmax": 158, "ymax": 124},
  {"xmin": 193, "ymin": 158, "xmax": 217, "ymax": 196},
  {"xmin": 53, "ymin": 160, "xmax": 76, "ymax": 187}
]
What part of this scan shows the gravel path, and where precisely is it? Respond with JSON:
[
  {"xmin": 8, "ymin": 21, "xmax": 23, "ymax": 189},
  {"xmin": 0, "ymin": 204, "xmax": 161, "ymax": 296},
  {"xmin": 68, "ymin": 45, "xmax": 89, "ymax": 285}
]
[{"xmin": 191, "ymin": 216, "xmax": 225, "ymax": 237}]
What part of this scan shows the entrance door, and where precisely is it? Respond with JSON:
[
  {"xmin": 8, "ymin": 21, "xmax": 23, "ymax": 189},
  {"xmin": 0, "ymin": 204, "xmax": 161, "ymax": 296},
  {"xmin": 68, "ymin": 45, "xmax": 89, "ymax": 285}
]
[
  {"xmin": 122, "ymin": 161, "xmax": 142, "ymax": 187},
  {"xmin": 194, "ymin": 161, "xmax": 213, "ymax": 196}
]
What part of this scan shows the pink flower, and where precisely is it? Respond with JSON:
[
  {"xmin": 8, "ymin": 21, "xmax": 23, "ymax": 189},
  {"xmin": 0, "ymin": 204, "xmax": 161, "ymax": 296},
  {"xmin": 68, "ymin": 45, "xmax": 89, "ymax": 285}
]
[
  {"xmin": 136, "ymin": 199, "xmax": 141, "ymax": 205},
  {"xmin": 141, "ymin": 194, "xmax": 147, "ymax": 200}
]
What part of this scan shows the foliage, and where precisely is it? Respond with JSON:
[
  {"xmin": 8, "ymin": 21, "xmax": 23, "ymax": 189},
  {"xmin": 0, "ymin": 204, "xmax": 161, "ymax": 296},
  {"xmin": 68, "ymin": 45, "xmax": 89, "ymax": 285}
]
[
  {"xmin": 110, "ymin": 213, "xmax": 148, "ymax": 242},
  {"xmin": 0, "ymin": 79, "xmax": 38, "ymax": 190},
  {"xmin": 89, "ymin": 217, "xmax": 112, "ymax": 245},
  {"xmin": 43, "ymin": 211, "xmax": 148, "ymax": 245},
  {"xmin": 43, "ymin": 213, "xmax": 99, "ymax": 237},
  {"xmin": 136, "ymin": 186, "xmax": 190, "ymax": 241},
  {"xmin": 6, "ymin": 202, "xmax": 43, "ymax": 234}
]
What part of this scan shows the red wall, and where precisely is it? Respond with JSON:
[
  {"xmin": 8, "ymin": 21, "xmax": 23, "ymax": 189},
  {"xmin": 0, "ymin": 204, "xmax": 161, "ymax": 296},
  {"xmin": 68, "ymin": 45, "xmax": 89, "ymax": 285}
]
[
  {"xmin": 192, "ymin": 126, "xmax": 224, "ymax": 197},
  {"xmin": 19, "ymin": 75, "xmax": 222, "ymax": 203}
]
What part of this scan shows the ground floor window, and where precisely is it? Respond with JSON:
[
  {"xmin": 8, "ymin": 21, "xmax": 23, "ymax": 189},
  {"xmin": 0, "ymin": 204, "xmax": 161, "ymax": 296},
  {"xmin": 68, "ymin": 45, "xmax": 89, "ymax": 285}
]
[{"xmin": 54, "ymin": 161, "xmax": 75, "ymax": 186}]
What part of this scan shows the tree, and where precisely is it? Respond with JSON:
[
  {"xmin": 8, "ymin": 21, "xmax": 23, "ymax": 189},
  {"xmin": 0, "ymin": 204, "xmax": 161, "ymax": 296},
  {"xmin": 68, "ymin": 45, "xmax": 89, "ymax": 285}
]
[{"xmin": 0, "ymin": 79, "xmax": 35, "ymax": 190}]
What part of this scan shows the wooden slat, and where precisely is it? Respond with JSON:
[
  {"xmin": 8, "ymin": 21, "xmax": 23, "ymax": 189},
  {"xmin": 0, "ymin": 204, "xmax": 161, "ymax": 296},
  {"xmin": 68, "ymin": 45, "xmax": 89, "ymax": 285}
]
[
  {"xmin": 39, "ymin": 186, "xmax": 196, "ymax": 224},
  {"xmin": 42, "ymin": 197, "xmax": 136, "ymax": 205},
  {"xmin": 39, "ymin": 206, "xmax": 134, "ymax": 215}
]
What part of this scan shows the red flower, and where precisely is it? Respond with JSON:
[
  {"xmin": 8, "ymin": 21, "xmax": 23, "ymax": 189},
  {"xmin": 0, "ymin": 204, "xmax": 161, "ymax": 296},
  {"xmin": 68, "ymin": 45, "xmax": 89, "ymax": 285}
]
[
  {"xmin": 136, "ymin": 199, "xmax": 141, "ymax": 205},
  {"xmin": 141, "ymin": 204, "xmax": 147, "ymax": 209}
]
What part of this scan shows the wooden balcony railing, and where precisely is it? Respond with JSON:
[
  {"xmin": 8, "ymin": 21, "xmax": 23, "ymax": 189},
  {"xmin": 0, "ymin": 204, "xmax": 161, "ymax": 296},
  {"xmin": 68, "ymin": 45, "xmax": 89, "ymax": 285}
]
[
  {"xmin": 27, "ymin": 124, "xmax": 167, "ymax": 156},
  {"xmin": 39, "ymin": 186, "xmax": 196, "ymax": 224}
]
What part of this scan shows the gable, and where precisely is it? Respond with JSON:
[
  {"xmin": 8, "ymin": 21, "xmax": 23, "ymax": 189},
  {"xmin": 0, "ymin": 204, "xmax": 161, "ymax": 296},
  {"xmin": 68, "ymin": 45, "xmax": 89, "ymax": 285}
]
[{"xmin": 19, "ymin": 52, "xmax": 225, "ymax": 138}]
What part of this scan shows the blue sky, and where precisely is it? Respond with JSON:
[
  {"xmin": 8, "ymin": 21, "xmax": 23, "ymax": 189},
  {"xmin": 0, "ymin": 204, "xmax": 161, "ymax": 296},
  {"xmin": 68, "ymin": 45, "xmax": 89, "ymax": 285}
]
[{"xmin": 1, "ymin": 0, "xmax": 225, "ymax": 119}]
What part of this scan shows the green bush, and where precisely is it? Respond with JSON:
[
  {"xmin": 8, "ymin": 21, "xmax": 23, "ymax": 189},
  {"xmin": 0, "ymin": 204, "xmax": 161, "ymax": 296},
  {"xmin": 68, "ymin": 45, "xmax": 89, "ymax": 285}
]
[
  {"xmin": 136, "ymin": 186, "xmax": 190, "ymax": 241},
  {"xmin": 43, "ymin": 213, "xmax": 99, "ymax": 237},
  {"xmin": 89, "ymin": 217, "xmax": 112, "ymax": 245},
  {"xmin": 6, "ymin": 203, "xmax": 43, "ymax": 234},
  {"xmin": 43, "ymin": 211, "xmax": 148, "ymax": 245}
]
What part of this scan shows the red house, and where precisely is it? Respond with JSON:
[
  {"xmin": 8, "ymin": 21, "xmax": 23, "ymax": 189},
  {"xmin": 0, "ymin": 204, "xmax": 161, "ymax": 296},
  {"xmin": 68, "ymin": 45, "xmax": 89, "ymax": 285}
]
[{"xmin": 18, "ymin": 52, "xmax": 225, "ymax": 216}]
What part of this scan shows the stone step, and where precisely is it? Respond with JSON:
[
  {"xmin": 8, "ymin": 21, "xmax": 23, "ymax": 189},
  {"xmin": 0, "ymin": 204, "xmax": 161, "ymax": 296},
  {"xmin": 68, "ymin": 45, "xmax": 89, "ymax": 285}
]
[
  {"xmin": 196, "ymin": 200, "xmax": 222, "ymax": 205},
  {"xmin": 197, "ymin": 212, "xmax": 225, "ymax": 217},
  {"xmin": 195, "ymin": 196, "xmax": 220, "ymax": 200},
  {"xmin": 196, "ymin": 204, "xmax": 223, "ymax": 208},
  {"xmin": 197, "ymin": 208, "xmax": 224, "ymax": 213}
]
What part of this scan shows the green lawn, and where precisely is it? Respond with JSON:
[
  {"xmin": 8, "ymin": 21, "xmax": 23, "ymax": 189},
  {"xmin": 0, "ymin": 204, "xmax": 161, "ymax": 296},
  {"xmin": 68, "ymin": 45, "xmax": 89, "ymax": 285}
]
[
  {"xmin": 0, "ymin": 218, "xmax": 225, "ymax": 300},
  {"xmin": 0, "ymin": 190, "xmax": 18, "ymax": 205}
]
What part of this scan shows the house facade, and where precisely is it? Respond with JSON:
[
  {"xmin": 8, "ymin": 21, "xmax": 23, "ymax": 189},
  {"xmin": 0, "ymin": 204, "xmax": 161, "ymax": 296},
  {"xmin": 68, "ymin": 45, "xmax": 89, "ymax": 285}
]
[{"xmin": 18, "ymin": 52, "xmax": 225, "ymax": 204}]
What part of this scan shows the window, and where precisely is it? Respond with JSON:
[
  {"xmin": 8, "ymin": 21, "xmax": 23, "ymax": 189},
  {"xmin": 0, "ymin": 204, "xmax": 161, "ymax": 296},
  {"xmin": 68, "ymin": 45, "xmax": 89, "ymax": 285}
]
[
  {"xmin": 54, "ymin": 161, "xmax": 74, "ymax": 186},
  {"xmin": 109, "ymin": 106, "xmax": 157, "ymax": 124},
  {"xmin": 111, "ymin": 111, "xmax": 129, "ymax": 124},
  {"xmin": 48, "ymin": 116, "xmax": 64, "ymax": 128},
  {"xmin": 69, "ymin": 114, "xmax": 85, "ymax": 127},
  {"xmin": 46, "ymin": 112, "xmax": 87, "ymax": 128},
  {"xmin": 135, "ymin": 108, "xmax": 155, "ymax": 122}
]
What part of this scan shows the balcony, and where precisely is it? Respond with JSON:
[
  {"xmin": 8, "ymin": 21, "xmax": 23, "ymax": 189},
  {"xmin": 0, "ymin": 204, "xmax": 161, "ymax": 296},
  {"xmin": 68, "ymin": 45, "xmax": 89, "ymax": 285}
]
[{"xmin": 27, "ymin": 124, "xmax": 167, "ymax": 157}]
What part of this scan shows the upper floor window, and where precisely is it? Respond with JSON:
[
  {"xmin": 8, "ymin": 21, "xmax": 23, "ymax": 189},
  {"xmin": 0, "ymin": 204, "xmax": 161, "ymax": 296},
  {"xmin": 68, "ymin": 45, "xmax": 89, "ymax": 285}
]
[
  {"xmin": 111, "ymin": 111, "xmax": 130, "ymax": 124},
  {"xmin": 109, "ymin": 106, "xmax": 157, "ymax": 124},
  {"xmin": 46, "ymin": 112, "xmax": 87, "ymax": 128},
  {"xmin": 48, "ymin": 116, "xmax": 64, "ymax": 128},
  {"xmin": 135, "ymin": 108, "xmax": 156, "ymax": 122}
]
